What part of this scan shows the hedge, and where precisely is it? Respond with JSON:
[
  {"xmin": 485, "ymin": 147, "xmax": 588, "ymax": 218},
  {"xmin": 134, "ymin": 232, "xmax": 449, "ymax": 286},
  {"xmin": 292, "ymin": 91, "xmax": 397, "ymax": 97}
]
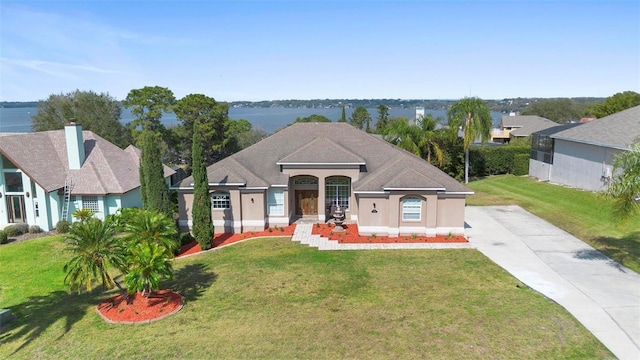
[{"xmin": 468, "ymin": 146, "xmax": 530, "ymax": 178}]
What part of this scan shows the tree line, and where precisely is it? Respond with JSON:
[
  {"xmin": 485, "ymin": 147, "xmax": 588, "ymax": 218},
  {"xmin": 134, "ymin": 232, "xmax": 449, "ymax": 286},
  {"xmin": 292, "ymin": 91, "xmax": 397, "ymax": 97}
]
[{"xmin": 31, "ymin": 87, "xmax": 266, "ymax": 169}]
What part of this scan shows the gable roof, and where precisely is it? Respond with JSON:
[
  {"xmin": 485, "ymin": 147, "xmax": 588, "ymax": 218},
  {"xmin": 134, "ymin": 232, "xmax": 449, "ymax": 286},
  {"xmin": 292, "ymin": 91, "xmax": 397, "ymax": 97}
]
[
  {"xmin": 501, "ymin": 115, "xmax": 558, "ymax": 137},
  {"xmin": 277, "ymin": 137, "xmax": 365, "ymax": 165},
  {"xmin": 179, "ymin": 122, "xmax": 471, "ymax": 194},
  {"xmin": 551, "ymin": 105, "xmax": 640, "ymax": 150},
  {"xmin": 0, "ymin": 130, "xmax": 174, "ymax": 195}
]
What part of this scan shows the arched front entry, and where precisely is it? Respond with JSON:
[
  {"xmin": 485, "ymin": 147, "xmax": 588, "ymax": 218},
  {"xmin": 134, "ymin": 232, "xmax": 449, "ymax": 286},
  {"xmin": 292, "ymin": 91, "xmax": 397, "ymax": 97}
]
[{"xmin": 291, "ymin": 176, "xmax": 319, "ymax": 216}]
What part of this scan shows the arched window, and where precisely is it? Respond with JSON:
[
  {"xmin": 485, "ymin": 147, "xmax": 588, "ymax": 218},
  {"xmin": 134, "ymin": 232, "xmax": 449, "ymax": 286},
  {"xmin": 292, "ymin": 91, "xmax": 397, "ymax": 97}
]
[
  {"xmin": 293, "ymin": 176, "xmax": 318, "ymax": 185},
  {"xmin": 402, "ymin": 197, "xmax": 421, "ymax": 221},
  {"xmin": 211, "ymin": 192, "xmax": 230, "ymax": 209},
  {"xmin": 325, "ymin": 177, "xmax": 350, "ymax": 209}
]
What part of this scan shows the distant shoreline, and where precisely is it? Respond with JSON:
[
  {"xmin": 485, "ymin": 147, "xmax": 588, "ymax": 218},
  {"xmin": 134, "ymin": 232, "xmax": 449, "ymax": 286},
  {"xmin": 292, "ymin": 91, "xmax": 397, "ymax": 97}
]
[{"xmin": 0, "ymin": 97, "xmax": 605, "ymax": 115}]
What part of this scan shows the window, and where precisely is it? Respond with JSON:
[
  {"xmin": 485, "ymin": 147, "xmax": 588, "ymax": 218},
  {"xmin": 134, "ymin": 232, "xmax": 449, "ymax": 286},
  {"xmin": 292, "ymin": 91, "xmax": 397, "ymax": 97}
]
[
  {"xmin": 325, "ymin": 177, "xmax": 350, "ymax": 209},
  {"xmin": 211, "ymin": 192, "xmax": 230, "ymax": 209},
  {"xmin": 530, "ymin": 133, "xmax": 554, "ymax": 164},
  {"xmin": 293, "ymin": 176, "xmax": 318, "ymax": 185},
  {"xmin": 4, "ymin": 172, "xmax": 23, "ymax": 192},
  {"xmin": 402, "ymin": 197, "xmax": 421, "ymax": 221},
  {"xmin": 82, "ymin": 196, "xmax": 100, "ymax": 212},
  {"xmin": 267, "ymin": 189, "xmax": 284, "ymax": 216}
]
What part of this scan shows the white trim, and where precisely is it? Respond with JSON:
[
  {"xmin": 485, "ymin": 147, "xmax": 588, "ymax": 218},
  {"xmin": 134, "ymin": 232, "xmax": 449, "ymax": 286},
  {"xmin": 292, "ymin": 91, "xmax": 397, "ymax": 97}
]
[
  {"xmin": 353, "ymin": 191, "xmax": 390, "ymax": 195},
  {"xmin": 213, "ymin": 220, "xmax": 241, "ymax": 228},
  {"xmin": 244, "ymin": 187, "xmax": 268, "ymax": 190},
  {"xmin": 399, "ymin": 226, "xmax": 428, "ymax": 235},
  {"xmin": 436, "ymin": 227, "xmax": 465, "ymax": 235},
  {"xmin": 267, "ymin": 216, "xmax": 289, "ymax": 225},
  {"xmin": 170, "ymin": 186, "xmax": 193, "ymax": 190},
  {"xmin": 271, "ymin": 184, "xmax": 288, "ymax": 188},
  {"xmin": 350, "ymin": 214, "xmax": 358, "ymax": 221},
  {"xmin": 199, "ymin": 182, "xmax": 246, "ymax": 186},
  {"xmin": 384, "ymin": 187, "xmax": 445, "ymax": 191},
  {"xmin": 357, "ymin": 225, "xmax": 388, "ymax": 234},
  {"xmin": 444, "ymin": 191, "xmax": 475, "ymax": 195},
  {"xmin": 276, "ymin": 162, "xmax": 365, "ymax": 166},
  {"xmin": 318, "ymin": 214, "xmax": 326, "ymax": 222},
  {"xmin": 242, "ymin": 219, "xmax": 265, "ymax": 227}
]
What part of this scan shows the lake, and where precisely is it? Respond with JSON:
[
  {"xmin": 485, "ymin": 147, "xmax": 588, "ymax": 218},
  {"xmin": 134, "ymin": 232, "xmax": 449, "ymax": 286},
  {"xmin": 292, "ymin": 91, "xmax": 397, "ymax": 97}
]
[{"xmin": 0, "ymin": 106, "xmax": 503, "ymax": 134}]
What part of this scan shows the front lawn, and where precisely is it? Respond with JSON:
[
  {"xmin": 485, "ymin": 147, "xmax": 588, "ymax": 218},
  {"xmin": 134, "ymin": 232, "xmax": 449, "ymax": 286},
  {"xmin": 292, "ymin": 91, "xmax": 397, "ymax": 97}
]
[
  {"xmin": 467, "ymin": 175, "xmax": 640, "ymax": 272},
  {"xmin": 0, "ymin": 235, "xmax": 611, "ymax": 359}
]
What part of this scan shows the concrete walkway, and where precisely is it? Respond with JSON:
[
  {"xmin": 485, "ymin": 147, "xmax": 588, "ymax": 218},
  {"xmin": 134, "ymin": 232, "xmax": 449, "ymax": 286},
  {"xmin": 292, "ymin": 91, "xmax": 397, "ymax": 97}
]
[{"xmin": 465, "ymin": 205, "xmax": 640, "ymax": 360}]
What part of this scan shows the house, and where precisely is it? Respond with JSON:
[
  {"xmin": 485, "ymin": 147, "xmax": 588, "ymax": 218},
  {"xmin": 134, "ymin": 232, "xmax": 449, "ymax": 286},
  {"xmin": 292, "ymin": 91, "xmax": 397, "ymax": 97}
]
[
  {"xmin": 529, "ymin": 105, "xmax": 640, "ymax": 191},
  {"xmin": 175, "ymin": 122, "xmax": 472, "ymax": 237},
  {"xmin": 0, "ymin": 123, "xmax": 175, "ymax": 231},
  {"xmin": 491, "ymin": 115, "xmax": 558, "ymax": 143}
]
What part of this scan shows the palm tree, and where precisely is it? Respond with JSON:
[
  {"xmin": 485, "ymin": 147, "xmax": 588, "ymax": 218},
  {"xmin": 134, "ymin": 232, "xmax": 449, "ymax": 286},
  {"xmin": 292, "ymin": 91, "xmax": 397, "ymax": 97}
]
[
  {"xmin": 383, "ymin": 116, "xmax": 444, "ymax": 166},
  {"xmin": 607, "ymin": 141, "xmax": 640, "ymax": 222},
  {"xmin": 125, "ymin": 242, "xmax": 175, "ymax": 297},
  {"xmin": 63, "ymin": 217, "xmax": 128, "ymax": 298},
  {"xmin": 447, "ymin": 97, "xmax": 493, "ymax": 183},
  {"xmin": 123, "ymin": 209, "xmax": 178, "ymax": 296}
]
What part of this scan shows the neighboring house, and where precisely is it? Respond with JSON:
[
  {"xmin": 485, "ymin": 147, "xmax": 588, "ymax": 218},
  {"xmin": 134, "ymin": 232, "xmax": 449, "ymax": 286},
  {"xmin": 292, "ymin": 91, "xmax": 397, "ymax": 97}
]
[
  {"xmin": 175, "ymin": 122, "xmax": 472, "ymax": 237},
  {"xmin": 0, "ymin": 123, "xmax": 175, "ymax": 231},
  {"xmin": 491, "ymin": 115, "xmax": 558, "ymax": 143},
  {"xmin": 529, "ymin": 105, "xmax": 640, "ymax": 192}
]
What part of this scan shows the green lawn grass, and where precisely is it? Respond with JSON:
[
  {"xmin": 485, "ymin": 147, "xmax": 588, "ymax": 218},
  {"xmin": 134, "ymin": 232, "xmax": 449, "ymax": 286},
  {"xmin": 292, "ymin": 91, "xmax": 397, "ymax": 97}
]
[
  {"xmin": 0, "ymin": 236, "xmax": 612, "ymax": 359},
  {"xmin": 467, "ymin": 175, "xmax": 640, "ymax": 272}
]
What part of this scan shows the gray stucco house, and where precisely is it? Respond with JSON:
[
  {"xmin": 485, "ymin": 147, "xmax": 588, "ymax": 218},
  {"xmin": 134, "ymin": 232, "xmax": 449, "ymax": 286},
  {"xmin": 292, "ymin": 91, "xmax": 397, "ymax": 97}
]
[
  {"xmin": 0, "ymin": 123, "xmax": 174, "ymax": 231},
  {"xmin": 175, "ymin": 122, "xmax": 473, "ymax": 237},
  {"xmin": 529, "ymin": 105, "xmax": 640, "ymax": 191}
]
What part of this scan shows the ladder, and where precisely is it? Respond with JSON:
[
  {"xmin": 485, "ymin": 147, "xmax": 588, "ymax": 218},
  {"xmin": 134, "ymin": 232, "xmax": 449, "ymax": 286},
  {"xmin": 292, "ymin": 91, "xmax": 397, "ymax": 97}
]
[{"xmin": 61, "ymin": 179, "xmax": 73, "ymax": 221}]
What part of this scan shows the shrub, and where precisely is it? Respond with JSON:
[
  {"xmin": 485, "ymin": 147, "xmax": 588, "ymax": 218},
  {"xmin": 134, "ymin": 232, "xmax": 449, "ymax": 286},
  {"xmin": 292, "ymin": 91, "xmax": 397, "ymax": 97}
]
[
  {"xmin": 14, "ymin": 223, "xmax": 29, "ymax": 235},
  {"xmin": 56, "ymin": 220, "xmax": 70, "ymax": 234},
  {"xmin": 29, "ymin": 225, "xmax": 42, "ymax": 234},
  {"xmin": 0, "ymin": 230, "xmax": 8, "ymax": 244},
  {"xmin": 72, "ymin": 208, "xmax": 94, "ymax": 223},
  {"xmin": 513, "ymin": 153, "xmax": 530, "ymax": 176},
  {"xmin": 469, "ymin": 146, "xmax": 531, "ymax": 178},
  {"xmin": 4, "ymin": 225, "xmax": 19, "ymax": 237},
  {"xmin": 179, "ymin": 232, "xmax": 195, "ymax": 246}
]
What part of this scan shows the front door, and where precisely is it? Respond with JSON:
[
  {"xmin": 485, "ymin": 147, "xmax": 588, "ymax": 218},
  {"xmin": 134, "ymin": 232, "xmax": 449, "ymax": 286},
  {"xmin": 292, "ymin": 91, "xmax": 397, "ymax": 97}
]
[
  {"xmin": 296, "ymin": 190, "xmax": 318, "ymax": 215},
  {"xmin": 6, "ymin": 195, "xmax": 26, "ymax": 223}
]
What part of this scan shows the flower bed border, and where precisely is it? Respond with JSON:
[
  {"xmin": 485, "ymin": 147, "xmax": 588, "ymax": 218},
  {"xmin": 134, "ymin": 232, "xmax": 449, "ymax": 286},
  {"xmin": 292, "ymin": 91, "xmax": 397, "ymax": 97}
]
[
  {"xmin": 96, "ymin": 290, "xmax": 184, "ymax": 325},
  {"xmin": 311, "ymin": 223, "xmax": 468, "ymax": 244}
]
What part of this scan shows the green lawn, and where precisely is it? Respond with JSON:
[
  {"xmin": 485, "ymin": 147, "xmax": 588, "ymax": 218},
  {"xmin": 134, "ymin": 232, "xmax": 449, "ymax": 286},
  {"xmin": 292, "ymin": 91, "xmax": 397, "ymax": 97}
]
[
  {"xmin": 0, "ymin": 235, "xmax": 612, "ymax": 359},
  {"xmin": 467, "ymin": 175, "xmax": 640, "ymax": 273}
]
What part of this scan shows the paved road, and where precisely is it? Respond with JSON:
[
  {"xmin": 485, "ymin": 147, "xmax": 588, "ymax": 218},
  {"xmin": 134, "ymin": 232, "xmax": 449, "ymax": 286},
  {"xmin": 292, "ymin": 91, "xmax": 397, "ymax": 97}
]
[{"xmin": 465, "ymin": 205, "xmax": 640, "ymax": 360}]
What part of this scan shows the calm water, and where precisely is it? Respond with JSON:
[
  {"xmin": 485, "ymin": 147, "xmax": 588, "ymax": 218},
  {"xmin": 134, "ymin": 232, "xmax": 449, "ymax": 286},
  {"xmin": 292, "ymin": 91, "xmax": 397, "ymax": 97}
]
[{"xmin": 0, "ymin": 106, "xmax": 502, "ymax": 134}]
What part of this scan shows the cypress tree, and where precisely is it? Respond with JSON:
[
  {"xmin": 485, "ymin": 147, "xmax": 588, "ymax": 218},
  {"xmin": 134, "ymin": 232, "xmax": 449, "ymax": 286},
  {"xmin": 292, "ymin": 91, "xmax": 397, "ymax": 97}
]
[
  {"xmin": 338, "ymin": 104, "xmax": 347, "ymax": 122},
  {"xmin": 191, "ymin": 122, "xmax": 214, "ymax": 250},
  {"xmin": 139, "ymin": 130, "xmax": 173, "ymax": 218}
]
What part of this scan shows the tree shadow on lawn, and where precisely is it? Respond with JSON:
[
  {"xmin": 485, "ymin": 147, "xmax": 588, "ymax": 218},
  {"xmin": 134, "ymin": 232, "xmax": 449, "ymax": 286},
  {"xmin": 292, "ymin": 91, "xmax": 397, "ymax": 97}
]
[
  {"xmin": 0, "ymin": 290, "xmax": 100, "ymax": 355},
  {"xmin": 1, "ymin": 264, "xmax": 217, "ymax": 354},
  {"xmin": 163, "ymin": 263, "xmax": 218, "ymax": 303},
  {"xmin": 590, "ymin": 231, "xmax": 640, "ymax": 273}
]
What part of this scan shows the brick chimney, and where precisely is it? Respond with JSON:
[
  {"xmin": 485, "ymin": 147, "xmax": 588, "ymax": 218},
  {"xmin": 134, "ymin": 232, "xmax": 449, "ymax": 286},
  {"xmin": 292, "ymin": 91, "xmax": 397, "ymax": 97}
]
[{"xmin": 64, "ymin": 121, "xmax": 85, "ymax": 169}]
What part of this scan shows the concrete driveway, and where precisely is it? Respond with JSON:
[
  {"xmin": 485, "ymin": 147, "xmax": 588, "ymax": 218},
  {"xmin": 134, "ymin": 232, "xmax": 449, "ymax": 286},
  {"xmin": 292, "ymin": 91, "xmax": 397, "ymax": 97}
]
[{"xmin": 465, "ymin": 205, "xmax": 640, "ymax": 360}]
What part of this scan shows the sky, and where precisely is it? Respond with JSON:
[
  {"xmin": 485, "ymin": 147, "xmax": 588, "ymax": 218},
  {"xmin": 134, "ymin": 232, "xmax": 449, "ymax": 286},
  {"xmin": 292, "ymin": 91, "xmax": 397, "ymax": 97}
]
[{"xmin": 0, "ymin": 0, "xmax": 638, "ymax": 102}]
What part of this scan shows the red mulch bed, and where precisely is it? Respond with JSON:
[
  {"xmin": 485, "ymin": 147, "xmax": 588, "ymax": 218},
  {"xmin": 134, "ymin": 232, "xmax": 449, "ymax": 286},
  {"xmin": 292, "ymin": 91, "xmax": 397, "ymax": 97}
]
[
  {"xmin": 96, "ymin": 289, "xmax": 183, "ymax": 324},
  {"xmin": 311, "ymin": 223, "xmax": 468, "ymax": 243},
  {"xmin": 177, "ymin": 224, "xmax": 297, "ymax": 258}
]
